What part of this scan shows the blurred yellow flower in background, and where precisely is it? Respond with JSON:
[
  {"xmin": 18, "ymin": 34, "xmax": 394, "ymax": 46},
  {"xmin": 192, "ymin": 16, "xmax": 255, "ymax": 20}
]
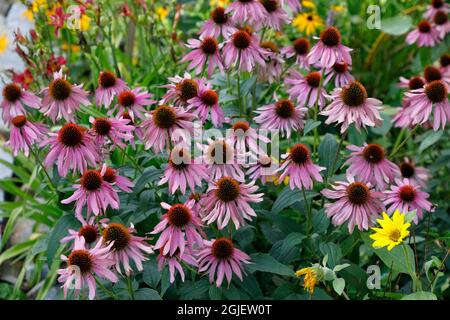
[
  {"xmin": 296, "ymin": 267, "xmax": 317, "ymax": 295},
  {"xmin": 301, "ymin": 0, "xmax": 316, "ymax": 9},
  {"xmin": 156, "ymin": 7, "xmax": 169, "ymax": 21},
  {"xmin": 292, "ymin": 12, "xmax": 323, "ymax": 35},
  {"xmin": 210, "ymin": 0, "xmax": 230, "ymax": 6},
  {"xmin": 0, "ymin": 33, "xmax": 9, "ymax": 54},
  {"xmin": 32, "ymin": 0, "xmax": 48, "ymax": 12},
  {"xmin": 332, "ymin": 5, "xmax": 345, "ymax": 12},
  {"xmin": 80, "ymin": 14, "xmax": 91, "ymax": 31},
  {"xmin": 22, "ymin": 9, "xmax": 34, "ymax": 22}
]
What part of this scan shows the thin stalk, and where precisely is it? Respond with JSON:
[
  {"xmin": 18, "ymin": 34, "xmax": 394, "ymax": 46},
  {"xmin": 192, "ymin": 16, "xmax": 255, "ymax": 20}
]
[
  {"xmin": 25, "ymin": 139, "xmax": 57, "ymax": 193},
  {"xmin": 389, "ymin": 125, "xmax": 419, "ymax": 158},
  {"xmin": 127, "ymin": 276, "xmax": 135, "ymax": 300},
  {"xmin": 312, "ymin": 69, "xmax": 326, "ymax": 157},
  {"xmin": 95, "ymin": 278, "xmax": 118, "ymax": 300},
  {"xmin": 236, "ymin": 51, "xmax": 242, "ymax": 117},
  {"xmin": 302, "ymin": 186, "xmax": 312, "ymax": 236}
]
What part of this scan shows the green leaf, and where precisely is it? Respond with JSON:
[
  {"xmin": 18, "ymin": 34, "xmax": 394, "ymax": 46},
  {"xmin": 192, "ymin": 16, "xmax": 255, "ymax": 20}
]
[
  {"xmin": 419, "ymin": 130, "xmax": 443, "ymax": 152},
  {"xmin": 247, "ymin": 253, "xmax": 296, "ymax": 277},
  {"xmin": 312, "ymin": 209, "xmax": 330, "ymax": 234},
  {"xmin": 318, "ymin": 134, "xmax": 339, "ymax": 177},
  {"xmin": 361, "ymin": 233, "xmax": 415, "ymax": 275},
  {"xmin": 381, "ymin": 15, "xmax": 412, "ymax": 35},
  {"xmin": 143, "ymin": 258, "xmax": 161, "ymax": 289},
  {"xmin": 332, "ymin": 278, "xmax": 346, "ymax": 295},
  {"xmin": 271, "ymin": 186, "xmax": 316, "ymax": 214},
  {"xmin": 133, "ymin": 167, "xmax": 163, "ymax": 194},
  {"xmin": 46, "ymin": 214, "xmax": 81, "ymax": 267},
  {"xmin": 401, "ymin": 292, "xmax": 437, "ymax": 300},
  {"xmin": 319, "ymin": 243, "xmax": 342, "ymax": 268},
  {"xmin": 303, "ymin": 120, "xmax": 321, "ymax": 136},
  {"xmin": 270, "ymin": 232, "xmax": 305, "ymax": 263},
  {"xmin": 209, "ymin": 286, "xmax": 223, "ymax": 300},
  {"xmin": 178, "ymin": 279, "xmax": 210, "ymax": 300},
  {"xmin": 0, "ymin": 239, "xmax": 38, "ymax": 266},
  {"xmin": 134, "ymin": 288, "xmax": 162, "ymax": 300}
]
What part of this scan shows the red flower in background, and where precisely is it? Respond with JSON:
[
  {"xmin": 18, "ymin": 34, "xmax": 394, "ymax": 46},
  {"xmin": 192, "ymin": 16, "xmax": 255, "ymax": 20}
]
[
  {"xmin": 49, "ymin": 6, "xmax": 70, "ymax": 36},
  {"xmin": 46, "ymin": 54, "xmax": 67, "ymax": 76},
  {"xmin": 10, "ymin": 69, "xmax": 34, "ymax": 90}
]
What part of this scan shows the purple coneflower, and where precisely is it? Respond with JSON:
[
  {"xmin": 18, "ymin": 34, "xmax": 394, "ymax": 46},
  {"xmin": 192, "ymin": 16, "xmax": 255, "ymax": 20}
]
[
  {"xmin": 223, "ymin": 29, "xmax": 267, "ymax": 72},
  {"xmin": 277, "ymin": 144, "xmax": 325, "ymax": 190},
  {"xmin": 1, "ymin": 83, "xmax": 40, "ymax": 122},
  {"xmin": 158, "ymin": 146, "xmax": 210, "ymax": 194},
  {"xmin": 198, "ymin": 238, "xmax": 251, "ymax": 287},
  {"xmin": 285, "ymin": 70, "xmax": 327, "ymax": 109},
  {"xmin": 307, "ymin": 27, "xmax": 352, "ymax": 68},
  {"xmin": 424, "ymin": 0, "xmax": 449, "ymax": 19},
  {"xmin": 99, "ymin": 165, "xmax": 133, "ymax": 193},
  {"xmin": 201, "ymin": 176, "xmax": 263, "ymax": 230},
  {"xmin": 258, "ymin": 41, "xmax": 284, "ymax": 83},
  {"xmin": 406, "ymin": 20, "xmax": 441, "ymax": 47},
  {"xmin": 226, "ymin": 0, "xmax": 267, "ymax": 25},
  {"xmin": 112, "ymin": 87, "xmax": 156, "ymax": 122},
  {"xmin": 325, "ymin": 62, "xmax": 354, "ymax": 88},
  {"xmin": 321, "ymin": 80, "xmax": 383, "ymax": 133},
  {"xmin": 89, "ymin": 116, "xmax": 134, "ymax": 149},
  {"xmin": 345, "ymin": 143, "xmax": 399, "ymax": 190},
  {"xmin": 254, "ymin": 98, "xmax": 306, "ymax": 138},
  {"xmin": 433, "ymin": 10, "xmax": 450, "ymax": 38},
  {"xmin": 397, "ymin": 76, "xmax": 425, "ymax": 89},
  {"xmin": 259, "ymin": 0, "xmax": 290, "ymax": 30},
  {"xmin": 60, "ymin": 216, "xmax": 99, "ymax": 248},
  {"xmin": 182, "ymin": 36, "xmax": 224, "ymax": 77},
  {"xmin": 157, "ymin": 250, "xmax": 198, "ymax": 283},
  {"xmin": 140, "ymin": 105, "xmax": 196, "ymax": 153},
  {"xmin": 246, "ymin": 154, "xmax": 279, "ymax": 184},
  {"xmin": 41, "ymin": 70, "xmax": 90, "ymax": 122},
  {"xmin": 229, "ymin": 121, "xmax": 270, "ymax": 157},
  {"xmin": 282, "ymin": 0, "xmax": 302, "ymax": 13},
  {"xmin": 6, "ymin": 115, "xmax": 48, "ymax": 157},
  {"xmin": 398, "ymin": 157, "xmax": 430, "ymax": 188},
  {"xmin": 57, "ymin": 237, "xmax": 117, "ymax": 300},
  {"xmin": 200, "ymin": 7, "xmax": 236, "ymax": 39},
  {"xmin": 199, "ymin": 138, "xmax": 246, "ymax": 182},
  {"xmin": 102, "ymin": 222, "xmax": 154, "ymax": 274},
  {"xmin": 383, "ymin": 178, "xmax": 434, "ymax": 224},
  {"xmin": 161, "ymin": 73, "xmax": 200, "ymax": 106},
  {"xmin": 404, "ymin": 80, "xmax": 449, "ymax": 131},
  {"xmin": 152, "ymin": 201, "xmax": 205, "ymax": 256},
  {"xmin": 42, "ymin": 123, "xmax": 99, "ymax": 177},
  {"xmin": 281, "ymin": 38, "xmax": 310, "ymax": 69},
  {"xmin": 186, "ymin": 82, "xmax": 225, "ymax": 127},
  {"xmin": 321, "ymin": 175, "xmax": 384, "ymax": 233},
  {"xmin": 95, "ymin": 71, "xmax": 128, "ymax": 107},
  {"xmin": 61, "ymin": 168, "xmax": 120, "ymax": 221}
]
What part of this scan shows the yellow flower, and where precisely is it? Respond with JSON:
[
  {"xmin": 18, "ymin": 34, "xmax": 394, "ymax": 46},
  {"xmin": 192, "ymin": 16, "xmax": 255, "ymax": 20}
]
[
  {"xmin": 156, "ymin": 7, "xmax": 169, "ymax": 21},
  {"xmin": 80, "ymin": 14, "xmax": 91, "ymax": 31},
  {"xmin": 370, "ymin": 210, "xmax": 411, "ymax": 251},
  {"xmin": 332, "ymin": 5, "xmax": 345, "ymax": 12},
  {"xmin": 292, "ymin": 12, "xmax": 323, "ymax": 36},
  {"xmin": 32, "ymin": 0, "xmax": 47, "ymax": 13},
  {"xmin": 302, "ymin": 1, "xmax": 316, "ymax": 9},
  {"xmin": 22, "ymin": 9, "xmax": 34, "ymax": 22},
  {"xmin": 0, "ymin": 33, "xmax": 9, "ymax": 54},
  {"xmin": 296, "ymin": 267, "xmax": 317, "ymax": 295},
  {"xmin": 210, "ymin": 0, "xmax": 230, "ymax": 6}
]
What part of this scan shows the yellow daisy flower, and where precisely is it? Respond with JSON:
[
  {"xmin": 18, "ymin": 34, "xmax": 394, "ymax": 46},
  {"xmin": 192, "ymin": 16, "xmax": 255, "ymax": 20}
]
[
  {"xmin": 370, "ymin": 210, "xmax": 411, "ymax": 251},
  {"xmin": 296, "ymin": 267, "xmax": 317, "ymax": 295},
  {"xmin": 0, "ymin": 33, "xmax": 9, "ymax": 55},
  {"xmin": 292, "ymin": 12, "xmax": 323, "ymax": 36},
  {"xmin": 22, "ymin": 9, "xmax": 34, "ymax": 22},
  {"xmin": 156, "ymin": 7, "xmax": 169, "ymax": 21}
]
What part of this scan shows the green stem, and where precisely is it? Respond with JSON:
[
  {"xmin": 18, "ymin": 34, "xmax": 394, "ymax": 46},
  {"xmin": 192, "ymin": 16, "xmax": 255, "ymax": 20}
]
[
  {"xmin": 236, "ymin": 51, "xmax": 242, "ymax": 117},
  {"xmin": 95, "ymin": 278, "xmax": 118, "ymax": 300},
  {"xmin": 302, "ymin": 186, "xmax": 312, "ymax": 236},
  {"xmin": 25, "ymin": 139, "xmax": 57, "ymax": 193},
  {"xmin": 312, "ymin": 69, "xmax": 326, "ymax": 157},
  {"xmin": 389, "ymin": 125, "xmax": 419, "ymax": 158},
  {"xmin": 114, "ymin": 140, "xmax": 143, "ymax": 174},
  {"xmin": 402, "ymin": 243, "xmax": 420, "ymax": 292},
  {"xmin": 127, "ymin": 276, "xmax": 135, "ymax": 300}
]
